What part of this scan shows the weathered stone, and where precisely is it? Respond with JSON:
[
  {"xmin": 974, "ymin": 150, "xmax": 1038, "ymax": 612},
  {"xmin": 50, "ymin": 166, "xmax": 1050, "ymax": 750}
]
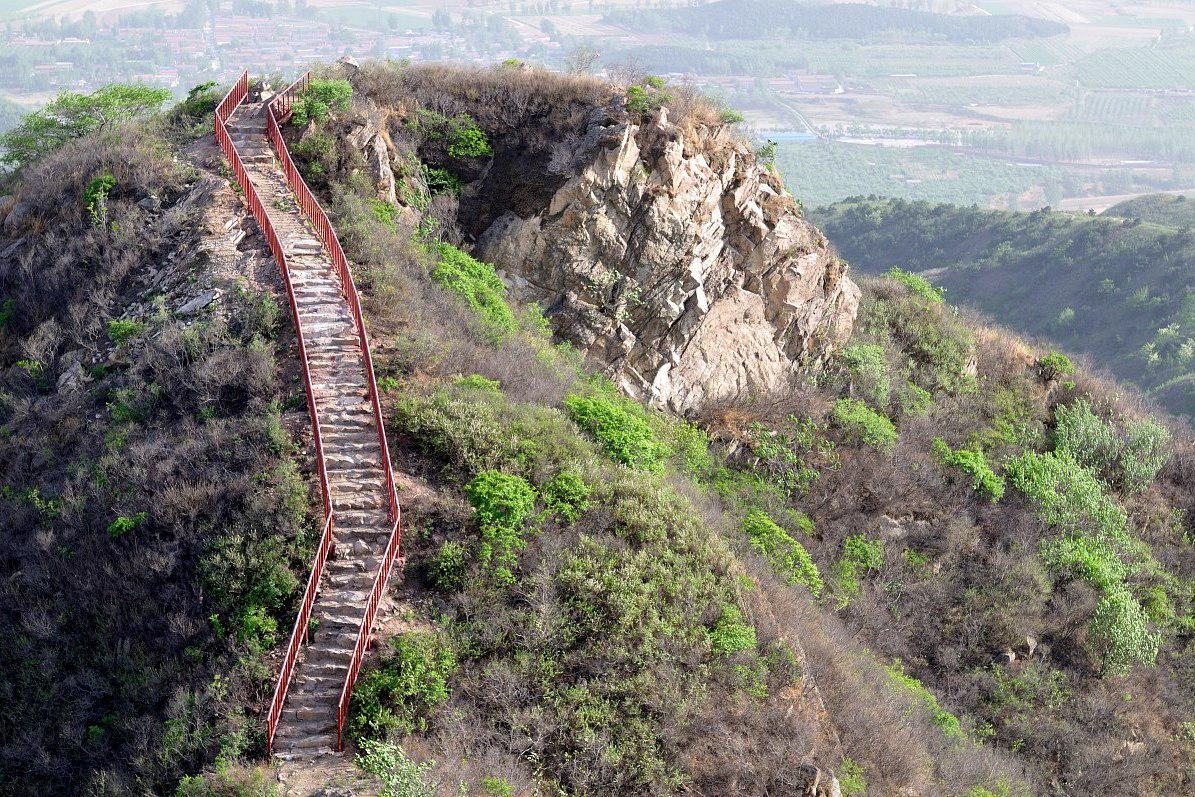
[
  {"xmin": 177, "ymin": 288, "xmax": 219, "ymax": 316},
  {"xmin": 474, "ymin": 108, "xmax": 859, "ymax": 415}
]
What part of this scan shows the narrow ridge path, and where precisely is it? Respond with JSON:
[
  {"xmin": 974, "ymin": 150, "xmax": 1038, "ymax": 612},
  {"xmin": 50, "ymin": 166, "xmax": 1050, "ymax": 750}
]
[{"xmin": 226, "ymin": 101, "xmax": 393, "ymax": 758}]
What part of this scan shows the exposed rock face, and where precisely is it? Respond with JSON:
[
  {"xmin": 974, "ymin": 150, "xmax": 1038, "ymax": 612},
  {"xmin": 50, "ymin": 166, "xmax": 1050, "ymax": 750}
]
[
  {"xmin": 345, "ymin": 92, "xmax": 859, "ymax": 415},
  {"xmin": 473, "ymin": 108, "xmax": 859, "ymax": 415}
]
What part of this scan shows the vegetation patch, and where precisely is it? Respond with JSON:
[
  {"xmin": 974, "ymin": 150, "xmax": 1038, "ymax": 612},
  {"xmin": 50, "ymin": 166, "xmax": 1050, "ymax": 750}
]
[
  {"xmin": 742, "ymin": 509, "xmax": 823, "ymax": 596},
  {"xmin": 350, "ymin": 632, "xmax": 459, "ymax": 742},
  {"xmin": 565, "ymin": 383, "xmax": 669, "ymax": 471},
  {"xmin": 430, "ymin": 243, "xmax": 517, "ymax": 335},
  {"xmin": 932, "ymin": 438, "xmax": 1005, "ymax": 502},
  {"xmin": 289, "ymin": 78, "xmax": 352, "ymax": 126},
  {"xmin": 831, "ymin": 398, "xmax": 897, "ymax": 453}
]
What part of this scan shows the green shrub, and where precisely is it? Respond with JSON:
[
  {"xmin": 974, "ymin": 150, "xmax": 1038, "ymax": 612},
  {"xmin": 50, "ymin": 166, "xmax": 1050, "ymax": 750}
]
[
  {"xmin": 106, "ymin": 511, "xmax": 147, "ymax": 538},
  {"xmin": 173, "ymin": 81, "xmax": 220, "ymax": 120},
  {"xmin": 626, "ymin": 80, "xmax": 672, "ymax": 116},
  {"xmin": 838, "ymin": 757, "xmax": 867, "ymax": 796},
  {"xmin": 465, "ymin": 470, "xmax": 537, "ymax": 583},
  {"xmin": 653, "ymin": 416, "xmax": 715, "ymax": 479},
  {"xmin": 720, "ymin": 108, "xmax": 745, "ymax": 124},
  {"xmin": 1, "ymin": 83, "xmax": 170, "ymax": 170},
  {"xmin": 709, "ymin": 604, "xmax": 757, "ymax": 656},
  {"xmin": 541, "ymin": 469, "xmax": 592, "ymax": 523},
  {"xmin": 349, "ymin": 632, "xmax": 458, "ymax": 741},
  {"xmin": 356, "ymin": 739, "xmax": 436, "ymax": 797},
  {"xmin": 289, "ymin": 78, "xmax": 352, "ymax": 126},
  {"xmin": 862, "ymin": 278, "xmax": 976, "ymax": 393},
  {"xmin": 831, "ymin": 398, "xmax": 897, "ymax": 453},
  {"xmin": 428, "ymin": 540, "xmax": 468, "ymax": 591},
  {"xmin": 746, "ymin": 416, "xmax": 836, "ymax": 496},
  {"xmin": 833, "ymin": 534, "xmax": 884, "ymax": 598},
  {"xmin": 445, "ymin": 119, "xmax": 491, "ymax": 159},
  {"xmin": 932, "ymin": 438, "xmax": 1005, "ymax": 502},
  {"xmin": 174, "ymin": 766, "xmax": 278, "ymax": 797},
  {"xmin": 896, "ymin": 381, "xmax": 933, "ymax": 416},
  {"xmin": 884, "ymin": 267, "xmax": 944, "ymax": 303},
  {"xmin": 1052, "ymin": 400, "xmax": 1170, "ymax": 493},
  {"xmin": 107, "ymin": 318, "xmax": 145, "ymax": 345},
  {"xmin": 742, "ymin": 510, "xmax": 822, "ymax": 596},
  {"xmin": 479, "ymin": 776, "xmax": 513, "ymax": 797},
  {"xmin": 839, "ymin": 343, "xmax": 891, "ymax": 407},
  {"xmin": 565, "ymin": 389, "xmax": 669, "ymax": 471},
  {"xmin": 368, "ymin": 198, "xmax": 400, "ymax": 230},
  {"xmin": 1004, "ymin": 450, "xmax": 1141, "ymax": 583},
  {"xmin": 883, "ymin": 661, "xmax": 965, "ymax": 741},
  {"xmin": 409, "ymin": 109, "xmax": 491, "ymax": 158},
  {"xmin": 1034, "ymin": 351, "xmax": 1075, "ymax": 382},
  {"xmin": 431, "ymin": 243, "xmax": 517, "ymax": 334},
  {"xmin": 1089, "ymin": 586, "xmax": 1161, "ymax": 676},
  {"xmin": 83, "ymin": 172, "xmax": 116, "ymax": 225},
  {"xmin": 423, "ymin": 165, "xmax": 462, "ymax": 195}
]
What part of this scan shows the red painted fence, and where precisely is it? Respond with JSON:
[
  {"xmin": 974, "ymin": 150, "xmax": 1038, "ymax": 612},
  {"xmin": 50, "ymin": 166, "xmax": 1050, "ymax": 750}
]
[{"xmin": 216, "ymin": 71, "xmax": 403, "ymax": 755}]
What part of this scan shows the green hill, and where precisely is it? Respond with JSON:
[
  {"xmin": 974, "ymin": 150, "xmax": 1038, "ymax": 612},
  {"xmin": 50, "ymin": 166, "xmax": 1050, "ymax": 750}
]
[
  {"xmin": 1105, "ymin": 193, "xmax": 1195, "ymax": 229},
  {"xmin": 812, "ymin": 197, "xmax": 1195, "ymax": 418}
]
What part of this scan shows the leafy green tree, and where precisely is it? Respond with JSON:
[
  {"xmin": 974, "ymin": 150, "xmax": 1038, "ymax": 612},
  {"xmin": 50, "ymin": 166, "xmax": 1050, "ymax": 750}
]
[{"xmin": 0, "ymin": 84, "xmax": 171, "ymax": 170}]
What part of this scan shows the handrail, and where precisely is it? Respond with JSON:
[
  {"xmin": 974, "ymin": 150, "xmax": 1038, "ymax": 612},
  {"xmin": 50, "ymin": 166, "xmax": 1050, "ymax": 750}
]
[
  {"xmin": 266, "ymin": 73, "xmax": 404, "ymax": 752},
  {"xmin": 214, "ymin": 72, "xmax": 337, "ymax": 756}
]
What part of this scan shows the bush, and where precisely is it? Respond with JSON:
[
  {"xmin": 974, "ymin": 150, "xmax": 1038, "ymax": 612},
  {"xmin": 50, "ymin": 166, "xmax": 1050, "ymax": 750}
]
[
  {"xmin": 480, "ymin": 776, "xmax": 513, "ymax": 797},
  {"xmin": 289, "ymin": 78, "xmax": 352, "ymax": 126},
  {"xmin": 831, "ymin": 398, "xmax": 898, "ymax": 453},
  {"xmin": 541, "ymin": 468, "xmax": 592, "ymax": 523},
  {"xmin": 861, "ymin": 277, "xmax": 976, "ymax": 393},
  {"xmin": 625, "ymin": 79, "xmax": 672, "ymax": 116},
  {"xmin": 884, "ymin": 267, "xmax": 944, "ymax": 303},
  {"xmin": 833, "ymin": 534, "xmax": 884, "ymax": 598},
  {"xmin": 83, "ymin": 172, "xmax": 116, "ymax": 225},
  {"xmin": 423, "ymin": 165, "xmax": 462, "ymax": 195},
  {"xmin": 565, "ymin": 389, "xmax": 669, "ymax": 471},
  {"xmin": 350, "ymin": 632, "xmax": 458, "ymax": 741},
  {"xmin": 1034, "ymin": 351, "xmax": 1075, "ymax": 382},
  {"xmin": 1089, "ymin": 586, "xmax": 1161, "ymax": 676},
  {"xmin": 839, "ymin": 343, "xmax": 891, "ymax": 408},
  {"xmin": 1051, "ymin": 400, "xmax": 1170, "ymax": 493},
  {"xmin": 174, "ymin": 766, "xmax": 277, "ymax": 797},
  {"xmin": 106, "ymin": 511, "xmax": 147, "ymax": 538},
  {"xmin": 107, "ymin": 318, "xmax": 146, "ymax": 344},
  {"xmin": 431, "ymin": 243, "xmax": 517, "ymax": 335},
  {"xmin": 465, "ymin": 470, "xmax": 536, "ymax": 583},
  {"xmin": 1004, "ymin": 450, "xmax": 1140, "ymax": 580},
  {"xmin": 742, "ymin": 510, "xmax": 823, "ymax": 596},
  {"xmin": 356, "ymin": 739, "xmax": 436, "ymax": 797},
  {"xmin": 746, "ymin": 416, "xmax": 836, "ymax": 496},
  {"xmin": 1, "ymin": 83, "xmax": 170, "ymax": 170},
  {"xmin": 428, "ymin": 540, "xmax": 468, "ymax": 591},
  {"xmin": 709, "ymin": 604, "xmax": 757, "ymax": 656},
  {"xmin": 838, "ymin": 758, "xmax": 867, "ymax": 796},
  {"xmin": 409, "ymin": 109, "xmax": 492, "ymax": 158},
  {"xmin": 932, "ymin": 438, "xmax": 1005, "ymax": 502},
  {"xmin": 883, "ymin": 661, "xmax": 966, "ymax": 741}
]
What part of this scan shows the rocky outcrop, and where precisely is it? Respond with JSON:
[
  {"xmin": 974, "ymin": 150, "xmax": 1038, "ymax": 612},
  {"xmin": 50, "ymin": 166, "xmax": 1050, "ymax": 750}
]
[
  {"xmin": 347, "ymin": 93, "xmax": 859, "ymax": 415},
  {"xmin": 473, "ymin": 108, "xmax": 858, "ymax": 414}
]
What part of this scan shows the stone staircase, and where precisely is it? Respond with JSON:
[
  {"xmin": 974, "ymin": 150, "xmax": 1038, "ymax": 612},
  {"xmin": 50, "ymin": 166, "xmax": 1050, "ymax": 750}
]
[{"xmin": 225, "ymin": 102, "xmax": 394, "ymax": 758}]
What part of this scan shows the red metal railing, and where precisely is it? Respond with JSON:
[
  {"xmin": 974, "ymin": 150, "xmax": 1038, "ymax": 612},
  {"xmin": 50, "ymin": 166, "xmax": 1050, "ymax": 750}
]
[
  {"xmin": 266, "ymin": 74, "xmax": 404, "ymax": 752},
  {"xmin": 215, "ymin": 72, "xmax": 337, "ymax": 756}
]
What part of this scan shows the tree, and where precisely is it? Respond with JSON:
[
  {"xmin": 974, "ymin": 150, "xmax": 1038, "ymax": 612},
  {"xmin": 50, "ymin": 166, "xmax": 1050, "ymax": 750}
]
[{"xmin": 0, "ymin": 84, "xmax": 171, "ymax": 170}]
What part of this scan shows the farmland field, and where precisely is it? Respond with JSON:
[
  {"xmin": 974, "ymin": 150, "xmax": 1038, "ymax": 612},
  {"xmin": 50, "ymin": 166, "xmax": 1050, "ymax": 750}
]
[{"xmin": 1075, "ymin": 41, "xmax": 1195, "ymax": 89}]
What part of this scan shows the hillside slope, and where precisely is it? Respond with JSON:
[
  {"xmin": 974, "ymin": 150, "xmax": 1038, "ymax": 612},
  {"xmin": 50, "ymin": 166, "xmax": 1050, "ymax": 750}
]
[
  {"xmin": 812, "ymin": 197, "xmax": 1195, "ymax": 418},
  {"xmin": 1105, "ymin": 193, "xmax": 1195, "ymax": 229},
  {"xmin": 0, "ymin": 64, "xmax": 1191, "ymax": 797}
]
